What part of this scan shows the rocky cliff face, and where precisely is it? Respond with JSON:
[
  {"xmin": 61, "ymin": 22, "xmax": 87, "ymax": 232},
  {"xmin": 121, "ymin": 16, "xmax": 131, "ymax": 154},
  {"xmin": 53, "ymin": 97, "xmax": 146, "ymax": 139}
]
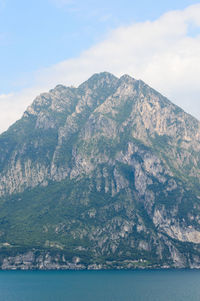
[{"xmin": 0, "ymin": 72, "xmax": 200, "ymax": 269}]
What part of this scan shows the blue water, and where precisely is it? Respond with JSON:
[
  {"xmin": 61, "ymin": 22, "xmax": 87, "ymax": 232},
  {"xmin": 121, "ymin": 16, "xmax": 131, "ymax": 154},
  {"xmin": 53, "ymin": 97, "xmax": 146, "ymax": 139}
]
[{"xmin": 0, "ymin": 270, "xmax": 200, "ymax": 301}]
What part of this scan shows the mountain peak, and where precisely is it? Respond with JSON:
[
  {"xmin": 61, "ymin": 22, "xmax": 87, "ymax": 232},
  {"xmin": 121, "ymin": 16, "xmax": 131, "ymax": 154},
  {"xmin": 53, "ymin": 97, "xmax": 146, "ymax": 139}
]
[
  {"xmin": 1, "ymin": 72, "xmax": 200, "ymax": 270},
  {"xmin": 78, "ymin": 71, "xmax": 118, "ymax": 90},
  {"xmin": 87, "ymin": 71, "xmax": 118, "ymax": 81},
  {"xmin": 119, "ymin": 74, "xmax": 135, "ymax": 82}
]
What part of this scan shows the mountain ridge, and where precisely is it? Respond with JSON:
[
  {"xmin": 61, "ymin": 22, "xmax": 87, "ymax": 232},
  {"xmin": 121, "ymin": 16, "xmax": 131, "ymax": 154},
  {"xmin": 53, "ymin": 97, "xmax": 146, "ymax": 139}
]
[{"xmin": 0, "ymin": 72, "xmax": 200, "ymax": 269}]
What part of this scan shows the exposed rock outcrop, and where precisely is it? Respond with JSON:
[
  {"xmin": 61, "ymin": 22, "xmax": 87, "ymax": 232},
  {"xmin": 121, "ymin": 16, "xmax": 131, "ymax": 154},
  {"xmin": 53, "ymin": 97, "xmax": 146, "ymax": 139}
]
[{"xmin": 0, "ymin": 72, "xmax": 200, "ymax": 269}]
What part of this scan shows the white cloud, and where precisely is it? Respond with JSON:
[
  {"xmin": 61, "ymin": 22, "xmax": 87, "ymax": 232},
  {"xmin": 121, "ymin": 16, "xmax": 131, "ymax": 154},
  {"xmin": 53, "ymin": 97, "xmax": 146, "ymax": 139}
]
[{"xmin": 1, "ymin": 3, "xmax": 200, "ymax": 133}]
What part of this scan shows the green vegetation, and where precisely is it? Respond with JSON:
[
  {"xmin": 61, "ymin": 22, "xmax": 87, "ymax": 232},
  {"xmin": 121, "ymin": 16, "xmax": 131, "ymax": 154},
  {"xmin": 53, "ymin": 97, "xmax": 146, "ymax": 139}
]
[{"xmin": 0, "ymin": 72, "xmax": 200, "ymax": 269}]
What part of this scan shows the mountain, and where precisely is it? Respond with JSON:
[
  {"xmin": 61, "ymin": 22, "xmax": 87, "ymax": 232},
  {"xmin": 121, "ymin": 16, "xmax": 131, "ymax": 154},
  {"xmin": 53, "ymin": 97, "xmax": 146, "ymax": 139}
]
[{"xmin": 0, "ymin": 72, "xmax": 200, "ymax": 269}]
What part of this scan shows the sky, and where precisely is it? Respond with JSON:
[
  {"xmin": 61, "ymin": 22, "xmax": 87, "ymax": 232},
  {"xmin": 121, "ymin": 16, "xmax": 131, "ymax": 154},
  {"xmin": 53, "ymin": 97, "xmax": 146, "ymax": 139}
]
[{"xmin": 1, "ymin": 0, "xmax": 200, "ymax": 133}]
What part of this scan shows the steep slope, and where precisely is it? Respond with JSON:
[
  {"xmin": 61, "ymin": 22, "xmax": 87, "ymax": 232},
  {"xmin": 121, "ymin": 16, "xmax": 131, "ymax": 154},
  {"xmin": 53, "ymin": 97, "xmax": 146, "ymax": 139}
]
[{"xmin": 0, "ymin": 72, "xmax": 200, "ymax": 269}]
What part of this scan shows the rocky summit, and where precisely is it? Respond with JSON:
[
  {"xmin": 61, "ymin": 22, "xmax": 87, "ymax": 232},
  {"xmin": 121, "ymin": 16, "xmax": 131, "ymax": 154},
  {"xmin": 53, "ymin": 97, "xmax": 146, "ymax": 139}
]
[{"xmin": 0, "ymin": 72, "xmax": 200, "ymax": 270}]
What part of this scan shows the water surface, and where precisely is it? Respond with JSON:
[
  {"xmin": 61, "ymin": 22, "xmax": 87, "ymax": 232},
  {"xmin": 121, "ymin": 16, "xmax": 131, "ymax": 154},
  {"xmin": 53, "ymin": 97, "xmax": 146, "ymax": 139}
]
[{"xmin": 0, "ymin": 269, "xmax": 199, "ymax": 301}]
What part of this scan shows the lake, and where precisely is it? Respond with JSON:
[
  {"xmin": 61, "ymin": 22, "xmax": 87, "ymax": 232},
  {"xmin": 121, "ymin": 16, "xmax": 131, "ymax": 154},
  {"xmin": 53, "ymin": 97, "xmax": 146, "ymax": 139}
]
[{"xmin": 0, "ymin": 269, "xmax": 200, "ymax": 301}]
